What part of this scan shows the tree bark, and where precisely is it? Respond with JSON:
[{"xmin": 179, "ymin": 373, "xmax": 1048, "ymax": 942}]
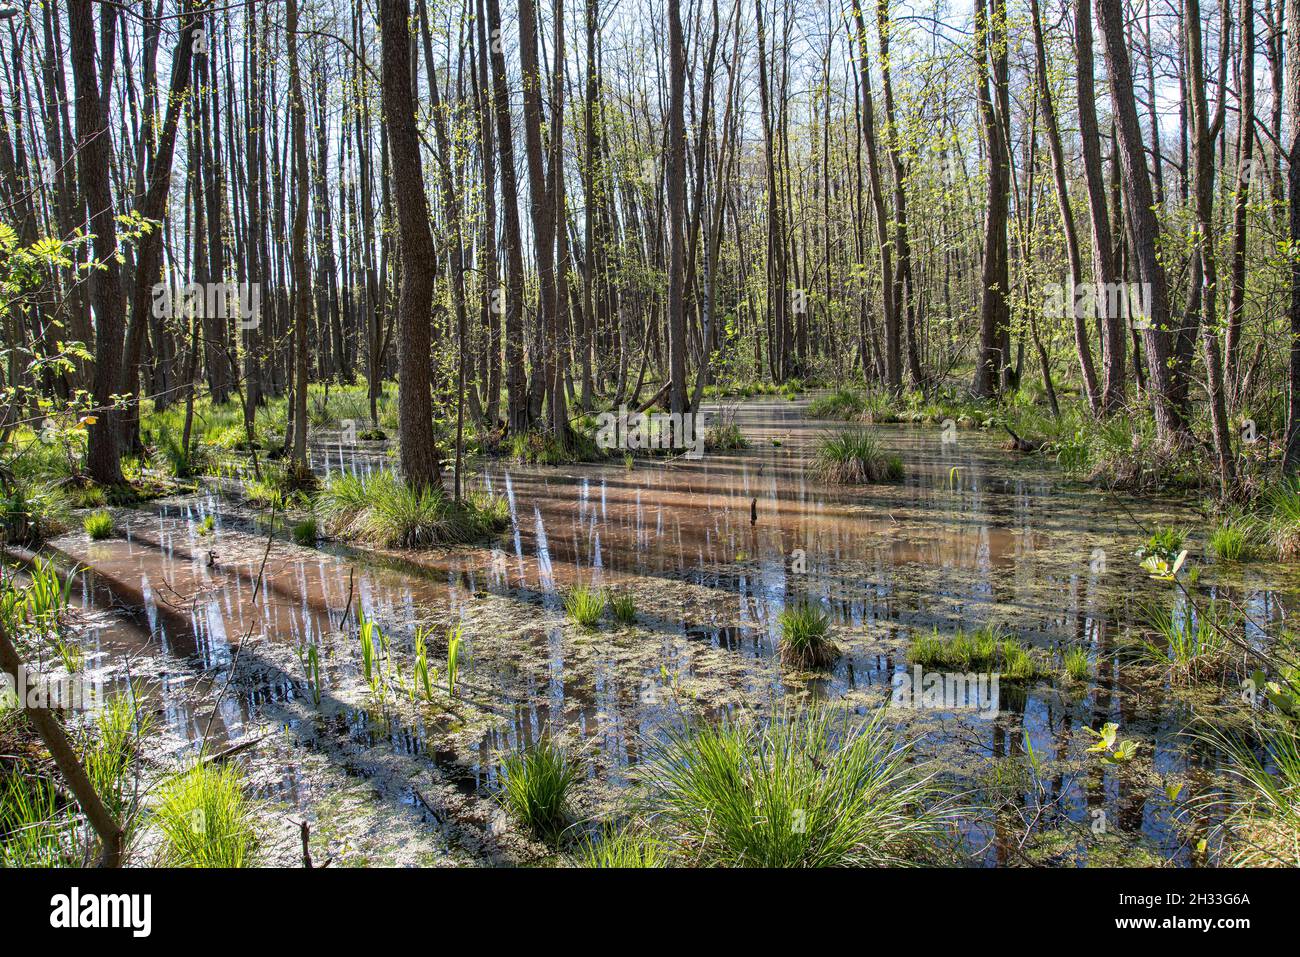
[
  {"xmin": 380, "ymin": 0, "xmax": 441, "ymax": 490},
  {"xmin": 68, "ymin": 0, "xmax": 125, "ymax": 485}
]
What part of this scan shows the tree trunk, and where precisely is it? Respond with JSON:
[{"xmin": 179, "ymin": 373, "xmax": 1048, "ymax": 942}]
[
  {"xmin": 286, "ymin": 0, "xmax": 312, "ymax": 478},
  {"xmin": 380, "ymin": 0, "xmax": 441, "ymax": 490},
  {"xmin": 68, "ymin": 0, "xmax": 125, "ymax": 485},
  {"xmin": 1096, "ymin": 0, "xmax": 1189, "ymax": 446}
]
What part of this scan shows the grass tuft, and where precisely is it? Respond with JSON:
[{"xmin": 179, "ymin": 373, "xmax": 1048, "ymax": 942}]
[
  {"xmin": 638, "ymin": 706, "xmax": 955, "ymax": 867},
  {"xmin": 1209, "ymin": 521, "xmax": 1251, "ymax": 562},
  {"xmin": 291, "ymin": 516, "xmax": 317, "ymax": 546},
  {"xmin": 811, "ymin": 428, "xmax": 903, "ymax": 484},
  {"xmin": 609, "ymin": 591, "xmax": 637, "ymax": 625},
  {"xmin": 565, "ymin": 584, "xmax": 607, "ymax": 628},
  {"xmin": 153, "ymin": 763, "xmax": 259, "ymax": 867},
  {"xmin": 910, "ymin": 625, "xmax": 1046, "ymax": 681},
  {"xmin": 777, "ymin": 602, "xmax": 839, "ymax": 668},
  {"xmin": 315, "ymin": 472, "xmax": 507, "ymax": 548},
  {"xmin": 499, "ymin": 740, "xmax": 578, "ymax": 841},
  {"xmin": 806, "ymin": 389, "xmax": 865, "ymax": 420},
  {"xmin": 1062, "ymin": 646, "xmax": 1090, "ymax": 683},
  {"xmin": 704, "ymin": 422, "xmax": 748, "ymax": 451},
  {"xmin": 1260, "ymin": 478, "xmax": 1300, "ymax": 559},
  {"xmin": 577, "ymin": 825, "xmax": 665, "ymax": 867},
  {"xmin": 1136, "ymin": 599, "xmax": 1233, "ymax": 682},
  {"xmin": 83, "ymin": 510, "xmax": 114, "ymax": 540}
]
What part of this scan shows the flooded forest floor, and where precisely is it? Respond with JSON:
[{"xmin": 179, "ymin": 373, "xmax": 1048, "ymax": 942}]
[{"xmin": 18, "ymin": 395, "xmax": 1300, "ymax": 866}]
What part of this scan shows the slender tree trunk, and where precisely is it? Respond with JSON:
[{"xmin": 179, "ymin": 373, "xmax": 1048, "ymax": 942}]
[
  {"xmin": 1284, "ymin": 0, "xmax": 1300, "ymax": 469},
  {"xmin": 1225, "ymin": 0, "xmax": 1253, "ymax": 403},
  {"xmin": 1096, "ymin": 0, "xmax": 1189, "ymax": 445},
  {"xmin": 971, "ymin": 0, "xmax": 1010, "ymax": 399},
  {"xmin": 667, "ymin": 0, "xmax": 688, "ymax": 415},
  {"xmin": 1185, "ymin": 0, "xmax": 1237, "ymax": 495},
  {"xmin": 849, "ymin": 6, "xmax": 898, "ymax": 392},
  {"xmin": 286, "ymin": 0, "xmax": 311, "ymax": 478},
  {"xmin": 68, "ymin": 0, "xmax": 125, "ymax": 485},
  {"xmin": 1076, "ymin": 0, "xmax": 1125, "ymax": 411},
  {"xmin": 380, "ymin": 0, "xmax": 441, "ymax": 490},
  {"xmin": 485, "ymin": 0, "xmax": 530, "ymax": 434}
]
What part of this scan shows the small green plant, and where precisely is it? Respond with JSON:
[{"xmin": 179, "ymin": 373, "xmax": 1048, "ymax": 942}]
[
  {"xmin": 358, "ymin": 610, "xmax": 384, "ymax": 695},
  {"xmin": 811, "ymin": 428, "xmax": 902, "ymax": 484},
  {"xmin": 1241, "ymin": 667, "xmax": 1300, "ymax": 718},
  {"xmin": 446, "ymin": 623, "xmax": 463, "ymax": 695},
  {"xmin": 413, "ymin": 626, "xmax": 436, "ymax": 702},
  {"xmin": 1136, "ymin": 526, "xmax": 1185, "ymax": 564},
  {"xmin": 4, "ymin": 557, "xmax": 75, "ymax": 639},
  {"xmin": 1209, "ymin": 522, "xmax": 1250, "ymax": 562},
  {"xmin": 83, "ymin": 510, "xmax": 114, "ymax": 540},
  {"xmin": 315, "ymin": 472, "xmax": 503, "ymax": 547},
  {"xmin": 499, "ymin": 740, "xmax": 578, "ymax": 841},
  {"xmin": 806, "ymin": 389, "xmax": 865, "ymax": 420},
  {"xmin": 52, "ymin": 634, "xmax": 83, "ymax": 673},
  {"xmin": 1261, "ymin": 477, "xmax": 1300, "ymax": 560},
  {"xmin": 577, "ymin": 826, "xmax": 664, "ymax": 867},
  {"xmin": 196, "ymin": 514, "xmax": 215, "ymax": 536},
  {"xmin": 777, "ymin": 602, "xmax": 838, "ymax": 668},
  {"xmin": 999, "ymin": 638, "xmax": 1039, "ymax": 681},
  {"xmin": 296, "ymin": 642, "xmax": 323, "ymax": 707},
  {"xmin": 1082, "ymin": 722, "xmax": 1139, "ymax": 765},
  {"xmin": 292, "ymin": 516, "xmax": 317, "ymax": 546},
  {"xmin": 609, "ymin": 592, "xmax": 637, "ymax": 625},
  {"xmin": 704, "ymin": 422, "xmax": 748, "ymax": 451},
  {"xmin": 154, "ymin": 763, "xmax": 259, "ymax": 867},
  {"xmin": 909, "ymin": 626, "xmax": 1046, "ymax": 680},
  {"xmin": 1196, "ymin": 718, "xmax": 1300, "ymax": 866},
  {"xmin": 86, "ymin": 689, "xmax": 153, "ymax": 827},
  {"xmin": 1062, "ymin": 646, "xmax": 1090, "ymax": 683},
  {"xmin": 623, "ymin": 452, "xmax": 635, "ymax": 470},
  {"xmin": 1137, "ymin": 599, "xmax": 1232, "ymax": 681},
  {"xmin": 565, "ymin": 584, "xmax": 607, "ymax": 628},
  {"xmin": 0, "ymin": 767, "xmax": 76, "ymax": 866}
]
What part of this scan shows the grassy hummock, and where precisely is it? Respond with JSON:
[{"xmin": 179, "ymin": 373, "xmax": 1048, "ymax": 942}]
[
  {"xmin": 811, "ymin": 428, "xmax": 903, "ymax": 484},
  {"xmin": 499, "ymin": 741, "xmax": 578, "ymax": 842},
  {"xmin": 777, "ymin": 602, "xmax": 839, "ymax": 668},
  {"xmin": 314, "ymin": 472, "xmax": 509, "ymax": 548},
  {"xmin": 83, "ymin": 510, "xmax": 114, "ymax": 540},
  {"xmin": 636, "ymin": 706, "xmax": 955, "ymax": 867}
]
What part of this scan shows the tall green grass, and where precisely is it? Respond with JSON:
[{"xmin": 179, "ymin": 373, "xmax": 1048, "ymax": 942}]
[
  {"xmin": 565, "ymin": 585, "xmax": 607, "ymax": 628},
  {"xmin": 806, "ymin": 389, "xmax": 866, "ymax": 420},
  {"xmin": 499, "ymin": 741, "xmax": 578, "ymax": 841},
  {"xmin": 638, "ymin": 707, "xmax": 954, "ymax": 867},
  {"xmin": 909, "ymin": 625, "xmax": 1045, "ymax": 680},
  {"xmin": 1062, "ymin": 646, "xmax": 1090, "ymax": 683},
  {"xmin": 777, "ymin": 602, "xmax": 838, "ymax": 668},
  {"xmin": 1137, "ymin": 599, "xmax": 1233, "ymax": 681},
  {"xmin": 1209, "ymin": 521, "xmax": 1251, "ymax": 561},
  {"xmin": 154, "ymin": 763, "xmax": 259, "ymax": 867},
  {"xmin": 811, "ymin": 428, "xmax": 903, "ymax": 484},
  {"xmin": 0, "ymin": 768, "xmax": 77, "ymax": 866},
  {"xmin": 609, "ymin": 592, "xmax": 637, "ymax": 625},
  {"xmin": 315, "ymin": 472, "xmax": 508, "ymax": 548},
  {"xmin": 1260, "ymin": 478, "xmax": 1300, "ymax": 560},
  {"xmin": 1198, "ymin": 720, "xmax": 1300, "ymax": 866},
  {"xmin": 83, "ymin": 510, "xmax": 114, "ymax": 540},
  {"xmin": 577, "ymin": 826, "xmax": 665, "ymax": 867}
]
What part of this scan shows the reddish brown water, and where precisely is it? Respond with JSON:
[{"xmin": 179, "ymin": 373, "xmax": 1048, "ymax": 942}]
[{"xmin": 35, "ymin": 396, "xmax": 1300, "ymax": 864}]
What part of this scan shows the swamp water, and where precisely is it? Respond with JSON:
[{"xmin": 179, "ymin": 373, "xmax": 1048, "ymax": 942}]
[{"xmin": 30, "ymin": 396, "xmax": 1300, "ymax": 866}]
